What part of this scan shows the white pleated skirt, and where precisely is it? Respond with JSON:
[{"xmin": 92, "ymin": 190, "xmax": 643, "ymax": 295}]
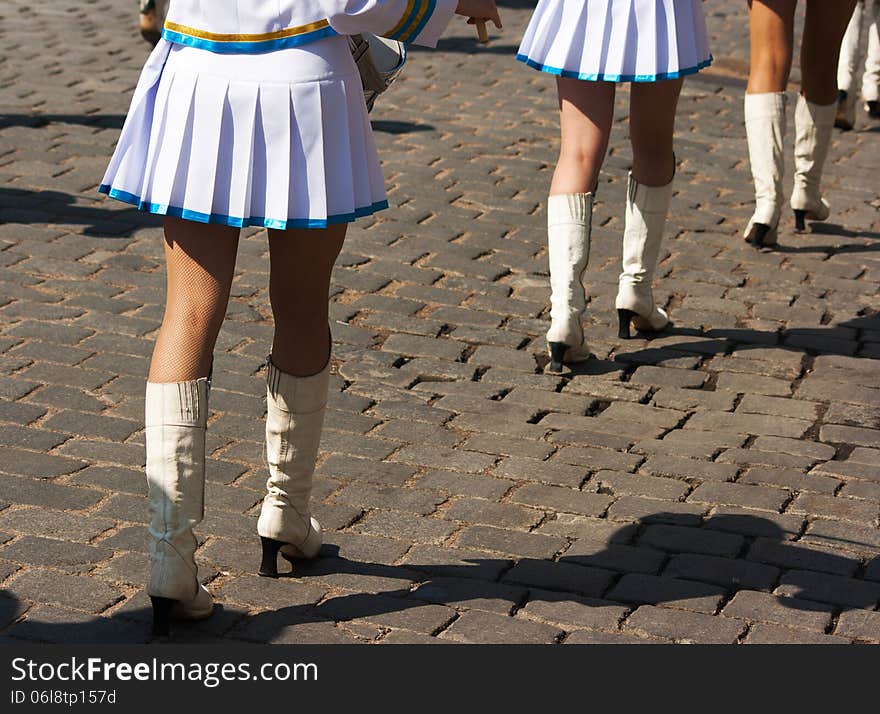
[
  {"xmin": 517, "ymin": 0, "xmax": 712, "ymax": 82},
  {"xmin": 100, "ymin": 37, "xmax": 387, "ymax": 229}
]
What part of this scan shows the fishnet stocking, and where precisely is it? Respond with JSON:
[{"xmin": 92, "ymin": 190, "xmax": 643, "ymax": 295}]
[{"xmin": 149, "ymin": 217, "xmax": 240, "ymax": 383}]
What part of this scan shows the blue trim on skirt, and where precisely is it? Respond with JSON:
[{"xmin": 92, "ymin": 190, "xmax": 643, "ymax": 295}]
[
  {"xmin": 99, "ymin": 185, "xmax": 388, "ymax": 229},
  {"xmin": 516, "ymin": 54, "xmax": 714, "ymax": 83}
]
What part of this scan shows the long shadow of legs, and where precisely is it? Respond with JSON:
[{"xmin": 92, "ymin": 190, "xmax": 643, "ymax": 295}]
[
  {"xmin": 768, "ymin": 223, "xmax": 880, "ymax": 254},
  {"xmin": 2, "ymin": 512, "xmax": 876, "ymax": 643},
  {"xmin": 613, "ymin": 310, "xmax": 879, "ymax": 366}
]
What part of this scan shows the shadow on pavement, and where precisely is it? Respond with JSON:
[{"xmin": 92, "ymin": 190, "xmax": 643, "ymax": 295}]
[
  {"xmin": 769, "ymin": 222, "xmax": 880, "ymax": 253},
  {"xmin": 371, "ymin": 120, "xmax": 435, "ymax": 134},
  {"xmin": 610, "ymin": 310, "xmax": 879, "ymax": 369},
  {"xmin": 1, "ymin": 512, "xmax": 876, "ymax": 643},
  {"xmin": 0, "ymin": 188, "xmax": 159, "ymax": 237},
  {"xmin": 0, "ymin": 114, "xmax": 126, "ymax": 130}
]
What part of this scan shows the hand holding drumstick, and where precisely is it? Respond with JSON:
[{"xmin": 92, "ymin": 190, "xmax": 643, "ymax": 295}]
[{"xmin": 454, "ymin": 0, "xmax": 502, "ymax": 43}]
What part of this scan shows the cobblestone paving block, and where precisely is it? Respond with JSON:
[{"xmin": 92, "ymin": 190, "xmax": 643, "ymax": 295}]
[
  {"xmin": 685, "ymin": 411, "xmax": 812, "ymax": 438},
  {"xmin": 639, "ymin": 454, "xmax": 739, "ymax": 483},
  {"xmin": 775, "ymin": 570, "xmax": 880, "ymax": 609},
  {"xmin": 332, "ymin": 482, "xmax": 445, "ymax": 516},
  {"xmin": 588, "ymin": 470, "xmax": 690, "ymax": 501},
  {"xmin": 0, "ymin": 473, "xmax": 104, "ymax": 510},
  {"xmin": 440, "ymin": 610, "xmax": 562, "ymax": 644},
  {"xmin": 317, "ymin": 454, "xmax": 416, "ymax": 486},
  {"xmin": 639, "ymin": 524, "xmax": 744, "ymax": 557},
  {"xmin": 607, "ymin": 496, "xmax": 708, "ymax": 526},
  {"xmin": 810, "ymin": 460, "xmax": 880, "ymax": 484},
  {"xmin": 502, "ymin": 559, "xmax": 616, "ymax": 598},
  {"xmin": 410, "ymin": 577, "xmax": 526, "ymax": 615},
  {"xmin": 834, "ymin": 609, "xmax": 880, "ymax": 643},
  {"xmin": 738, "ymin": 465, "xmax": 838, "ymax": 493},
  {"xmin": 746, "ymin": 538, "xmax": 861, "ymax": 577},
  {"xmin": 94, "ymin": 552, "xmax": 149, "ymax": 587},
  {"xmin": 607, "ymin": 574, "xmax": 726, "ymax": 614},
  {"xmin": 411, "ymin": 469, "xmax": 513, "ymax": 500},
  {"xmin": 521, "ymin": 589, "xmax": 629, "ymax": 632},
  {"xmin": 492, "ymin": 457, "xmax": 587, "ymax": 489},
  {"xmin": 317, "ymin": 593, "xmax": 456, "ymax": 635},
  {"xmin": 665, "ymin": 552, "xmax": 778, "ymax": 591},
  {"xmin": 230, "ymin": 614, "xmax": 364, "ymax": 644},
  {"xmin": 744, "ymin": 623, "xmax": 851, "ymax": 645},
  {"xmin": 623, "ymin": 605, "xmax": 746, "ymax": 644},
  {"xmin": 819, "ymin": 425, "xmax": 880, "ymax": 449},
  {"xmin": 455, "ymin": 525, "xmax": 565, "ymax": 560},
  {"xmin": 703, "ymin": 507, "xmax": 805, "ymax": 539},
  {"xmin": 564, "ymin": 628, "xmax": 665, "ymax": 644},
  {"xmin": 688, "ymin": 481, "xmax": 789, "ymax": 512},
  {"xmin": 0, "ymin": 508, "xmax": 114, "ymax": 543},
  {"xmin": 443, "ymin": 497, "xmax": 542, "ymax": 530},
  {"xmin": 352, "ymin": 509, "xmax": 457, "ymax": 544},
  {"xmin": 722, "ymin": 590, "xmax": 834, "ymax": 632},
  {"xmin": 390, "ymin": 444, "xmax": 497, "ymax": 474},
  {"xmin": 509, "ymin": 482, "xmax": 614, "ymax": 516},
  {"xmin": 6, "ymin": 605, "xmax": 147, "ymax": 644},
  {"xmin": 563, "ymin": 535, "xmax": 667, "ymax": 575},
  {"xmin": 651, "ymin": 387, "xmax": 737, "ymax": 413},
  {"xmin": 401, "ymin": 544, "xmax": 511, "ymax": 582},
  {"xmin": 789, "ymin": 493, "xmax": 879, "ymax": 526},
  {"xmin": 0, "ymin": 447, "xmax": 88, "ymax": 479},
  {"xmin": 7, "ymin": 569, "xmax": 121, "ymax": 613},
  {"xmin": 219, "ymin": 575, "xmax": 328, "ymax": 610},
  {"xmin": 0, "ymin": 536, "xmax": 112, "ymax": 572},
  {"xmin": 541, "ymin": 413, "xmax": 666, "ymax": 441},
  {"xmin": 801, "ymin": 519, "xmax": 880, "ymax": 556},
  {"xmin": 751, "ymin": 436, "xmax": 837, "ymax": 461}
]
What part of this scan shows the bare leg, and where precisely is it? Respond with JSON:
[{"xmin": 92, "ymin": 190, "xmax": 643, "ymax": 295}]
[
  {"xmin": 550, "ymin": 77, "xmax": 616, "ymax": 195},
  {"xmin": 802, "ymin": 0, "xmax": 859, "ymax": 105},
  {"xmin": 629, "ymin": 78, "xmax": 683, "ymax": 186},
  {"xmin": 149, "ymin": 217, "xmax": 240, "ymax": 383},
  {"xmin": 267, "ymin": 224, "xmax": 347, "ymax": 376},
  {"xmin": 746, "ymin": 0, "xmax": 797, "ymax": 95}
]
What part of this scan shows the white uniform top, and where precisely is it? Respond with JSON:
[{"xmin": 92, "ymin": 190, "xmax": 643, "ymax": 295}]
[{"xmin": 163, "ymin": 0, "xmax": 459, "ymax": 53}]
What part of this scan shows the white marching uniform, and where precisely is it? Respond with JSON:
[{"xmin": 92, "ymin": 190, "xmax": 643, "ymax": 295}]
[
  {"xmin": 101, "ymin": 0, "xmax": 457, "ymax": 229},
  {"xmin": 517, "ymin": 0, "xmax": 712, "ymax": 82}
]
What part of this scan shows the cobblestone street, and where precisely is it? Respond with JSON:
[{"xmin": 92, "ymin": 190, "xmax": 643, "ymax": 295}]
[{"xmin": 0, "ymin": 1, "xmax": 878, "ymax": 644}]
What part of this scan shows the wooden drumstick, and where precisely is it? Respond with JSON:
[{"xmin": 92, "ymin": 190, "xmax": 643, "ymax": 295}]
[{"xmin": 476, "ymin": 20, "xmax": 489, "ymax": 44}]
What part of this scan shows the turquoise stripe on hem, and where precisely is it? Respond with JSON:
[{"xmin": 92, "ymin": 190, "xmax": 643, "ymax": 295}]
[
  {"xmin": 162, "ymin": 26, "xmax": 338, "ymax": 54},
  {"xmin": 516, "ymin": 54, "xmax": 714, "ymax": 83},
  {"xmin": 99, "ymin": 185, "xmax": 388, "ymax": 229},
  {"xmin": 401, "ymin": 0, "xmax": 436, "ymax": 44}
]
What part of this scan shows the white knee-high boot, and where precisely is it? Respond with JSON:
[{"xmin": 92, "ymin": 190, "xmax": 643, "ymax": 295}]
[
  {"xmin": 546, "ymin": 192, "xmax": 593, "ymax": 372},
  {"xmin": 145, "ymin": 379, "xmax": 214, "ymax": 635},
  {"xmin": 744, "ymin": 92, "xmax": 787, "ymax": 246},
  {"xmin": 791, "ymin": 94, "xmax": 836, "ymax": 231},
  {"xmin": 615, "ymin": 173, "xmax": 672, "ymax": 339},
  {"xmin": 257, "ymin": 358, "xmax": 328, "ymax": 577}
]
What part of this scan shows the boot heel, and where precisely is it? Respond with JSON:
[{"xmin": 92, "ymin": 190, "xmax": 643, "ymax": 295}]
[
  {"xmin": 617, "ymin": 309, "xmax": 637, "ymax": 339},
  {"xmin": 259, "ymin": 537, "xmax": 285, "ymax": 578},
  {"xmin": 547, "ymin": 343, "xmax": 568, "ymax": 373},
  {"xmin": 793, "ymin": 209, "xmax": 807, "ymax": 232},
  {"xmin": 150, "ymin": 596, "xmax": 174, "ymax": 637},
  {"xmin": 746, "ymin": 222, "xmax": 776, "ymax": 247}
]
